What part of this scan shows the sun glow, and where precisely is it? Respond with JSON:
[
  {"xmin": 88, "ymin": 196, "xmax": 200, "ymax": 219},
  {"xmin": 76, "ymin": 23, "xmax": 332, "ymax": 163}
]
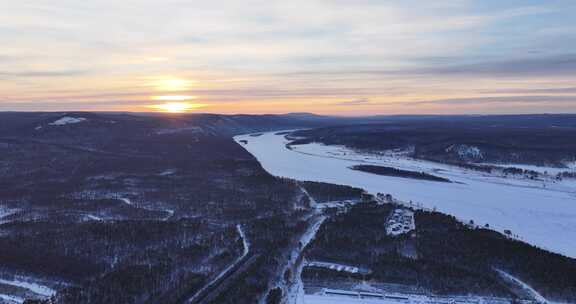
[
  {"xmin": 145, "ymin": 76, "xmax": 196, "ymax": 91},
  {"xmin": 148, "ymin": 102, "xmax": 205, "ymax": 113},
  {"xmin": 151, "ymin": 95, "xmax": 196, "ymax": 101}
]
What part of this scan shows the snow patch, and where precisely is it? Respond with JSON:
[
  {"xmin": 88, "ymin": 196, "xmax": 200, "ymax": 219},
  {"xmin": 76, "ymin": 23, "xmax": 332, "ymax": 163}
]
[
  {"xmin": 0, "ymin": 278, "xmax": 56, "ymax": 297},
  {"xmin": 0, "ymin": 208, "xmax": 17, "ymax": 224},
  {"xmin": 49, "ymin": 117, "xmax": 87, "ymax": 126},
  {"xmin": 119, "ymin": 198, "xmax": 133, "ymax": 206},
  {"xmin": 85, "ymin": 214, "xmax": 103, "ymax": 221},
  {"xmin": 0, "ymin": 209, "xmax": 15, "ymax": 219},
  {"xmin": 446, "ymin": 144, "xmax": 484, "ymax": 160},
  {"xmin": 159, "ymin": 169, "xmax": 177, "ymax": 176},
  {"xmin": 164, "ymin": 209, "xmax": 175, "ymax": 220}
]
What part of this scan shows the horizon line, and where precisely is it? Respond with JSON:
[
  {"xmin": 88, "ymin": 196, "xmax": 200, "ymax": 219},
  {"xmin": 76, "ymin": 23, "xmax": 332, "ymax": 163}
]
[{"xmin": 1, "ymin": 110, "xmax": 576, "ymax": 117}]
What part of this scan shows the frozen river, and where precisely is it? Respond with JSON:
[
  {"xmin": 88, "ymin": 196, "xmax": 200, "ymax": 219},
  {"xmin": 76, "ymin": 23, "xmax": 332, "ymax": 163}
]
[{"xmin": 235, "ymin": 131, "xmax": 576, "ymax": 258}]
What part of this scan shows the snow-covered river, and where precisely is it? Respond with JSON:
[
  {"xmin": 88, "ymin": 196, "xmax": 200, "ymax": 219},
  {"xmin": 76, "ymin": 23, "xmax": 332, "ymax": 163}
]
[{"xmin": 235, "ymin": 131, "xmax": 576, "ymax": 258}]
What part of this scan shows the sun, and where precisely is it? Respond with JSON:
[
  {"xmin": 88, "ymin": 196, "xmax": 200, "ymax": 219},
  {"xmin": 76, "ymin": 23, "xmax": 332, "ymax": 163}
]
[
  {"xmin": 144, "ymin": 77, "xmax": 204, "ymax": 113},
  {"xmin": 148, "ymin": 102, "xmax": 205, "ymax": 113}
]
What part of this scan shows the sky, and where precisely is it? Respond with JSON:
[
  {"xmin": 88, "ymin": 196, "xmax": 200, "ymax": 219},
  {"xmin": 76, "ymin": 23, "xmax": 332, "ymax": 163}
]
[{"xmin": 1, "ymin": 0, "xmax": 576, "ymax": 115}]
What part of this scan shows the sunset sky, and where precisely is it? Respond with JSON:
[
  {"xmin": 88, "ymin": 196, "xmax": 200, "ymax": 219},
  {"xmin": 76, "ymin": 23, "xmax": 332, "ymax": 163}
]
[{"xmin": 2, "ymin": 0, "xmax": 576, "ymax": 115}]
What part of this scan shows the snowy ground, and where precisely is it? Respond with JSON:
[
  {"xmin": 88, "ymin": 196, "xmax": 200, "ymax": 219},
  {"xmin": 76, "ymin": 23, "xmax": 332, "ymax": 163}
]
[{"xmin": 235, "ymin": 131, "xmax": 576, "ymax": 258}]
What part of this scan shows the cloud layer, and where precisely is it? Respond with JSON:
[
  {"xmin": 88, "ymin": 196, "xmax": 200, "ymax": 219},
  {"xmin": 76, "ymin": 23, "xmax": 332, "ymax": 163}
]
[{"xmin": 2, "ymin": 0, "xmax": 576, "ymax": 114}]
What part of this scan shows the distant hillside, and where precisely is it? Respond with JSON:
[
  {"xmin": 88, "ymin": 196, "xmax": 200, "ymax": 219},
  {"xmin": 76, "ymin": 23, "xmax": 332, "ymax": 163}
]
[
  {"xmin": 290, "ymin": 115, "xmax": 576, "ymax": 167},
  {"xmin": 0, "ymin": 112, "xmax": 349, "ymax": 139}
]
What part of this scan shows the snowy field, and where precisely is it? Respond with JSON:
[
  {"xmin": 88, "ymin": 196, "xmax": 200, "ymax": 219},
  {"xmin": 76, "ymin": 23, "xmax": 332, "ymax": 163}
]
[{"xmin": 235, "ymin": 131, "xmax": 576, "ymax": 258}]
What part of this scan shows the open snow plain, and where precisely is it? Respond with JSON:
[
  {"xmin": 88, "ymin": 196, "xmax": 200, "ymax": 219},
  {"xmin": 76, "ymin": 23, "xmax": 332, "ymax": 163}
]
[{"xmin": 235, "ymin": 131, "xmax": 576, "ymax": 258}]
